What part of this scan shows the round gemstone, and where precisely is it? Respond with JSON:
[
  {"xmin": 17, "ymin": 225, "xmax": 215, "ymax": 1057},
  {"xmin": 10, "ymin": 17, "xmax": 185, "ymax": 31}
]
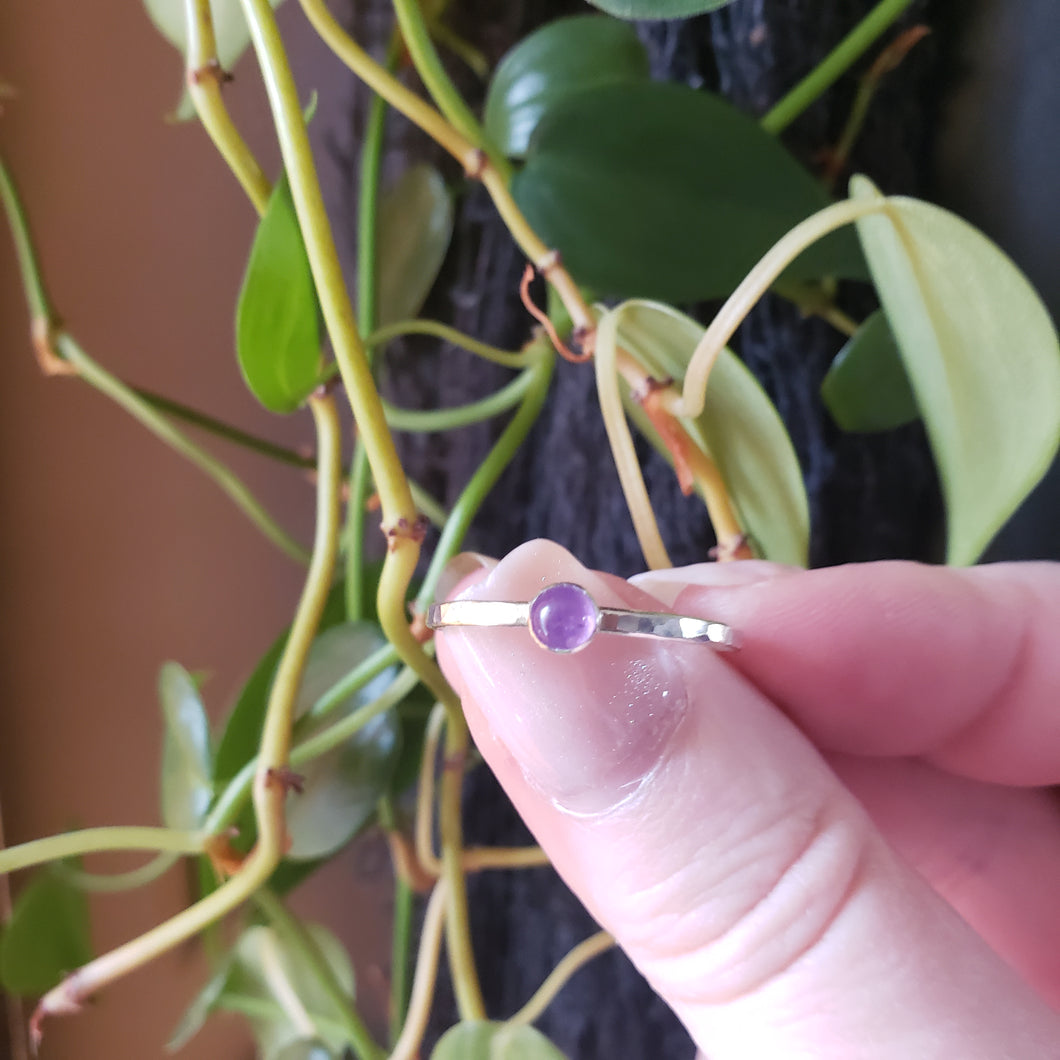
[{"xmin": 528, "ymin": 582, "xmax": 600, "ymax": 653}]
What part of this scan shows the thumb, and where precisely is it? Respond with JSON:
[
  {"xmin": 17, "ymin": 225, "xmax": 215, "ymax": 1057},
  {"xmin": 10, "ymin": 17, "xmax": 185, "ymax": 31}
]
[{"xmin": 435, "ymin": 541, "xmax": 1060, "ymax": 1059}]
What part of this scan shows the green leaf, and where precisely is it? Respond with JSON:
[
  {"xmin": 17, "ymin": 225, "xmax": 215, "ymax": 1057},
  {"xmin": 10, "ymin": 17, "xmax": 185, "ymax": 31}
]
[
  {"xmin": 821, "ymin": 309, "xmax": 919, "ymax": 432},
  {"xmin": 484, "ymin": 16, "xmax": 649, "ymax": 159},
  {"xmin": 376, "ymin": 164, "xmax": 454, "ymax": 328},
  {"xmin": 142, "ymin": 0, "xmax": 285, "ymax": 121},
  {"xmin": 169, "ymin": 922, "xmax": 353, "ymax": 1058},
  {"xmin": 0, "ymin": 870, "xmax": 93, "ymax": 995},
  {"xmin": 511, "ymin": 81, "xmax": 863, "ymax": 302},
  {"xmin": 285, "ymin": 623, "xmax": 400, "ymax": 860},
  {"xmin": 236, "ymin": 174, "xmax": 321, "ymax": 414},
  {"xmin": 601, "ymin": 299, "xmax": 809, "ymax": 566},
  {"xmin": 584, "ymin": 0, "xmax": 735, "ymax": 18},
  {"xmin": 159, "ymin": 662, "xmax": 214, "ymax": 830},
  {"xmin": 850, "ymin": 176, "xmax": 1060, "ymax": 564},
  {"xmin": 432, "ymin": 1022, "xmax": 570, "ymax": 1060}
]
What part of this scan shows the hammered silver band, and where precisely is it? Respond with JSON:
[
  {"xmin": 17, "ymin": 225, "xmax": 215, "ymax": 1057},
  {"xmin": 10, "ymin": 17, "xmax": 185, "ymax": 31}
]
[{"xmin": 427, "ymin": 581, "xmax": 739, "ymax": 654}]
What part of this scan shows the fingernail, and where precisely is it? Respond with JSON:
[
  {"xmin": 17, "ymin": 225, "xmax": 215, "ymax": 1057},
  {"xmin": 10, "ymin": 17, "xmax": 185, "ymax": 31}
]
[
  {"xmin": 630, "ymin": 560, "xmax": 795, "ymax": 608},
  {"xmin": 439, "ymin": 540, "xmax": 691, "ymax": 816},
  {"xmin": 435, "ymin": 552, "xmax": 497, "ymax": 602}
]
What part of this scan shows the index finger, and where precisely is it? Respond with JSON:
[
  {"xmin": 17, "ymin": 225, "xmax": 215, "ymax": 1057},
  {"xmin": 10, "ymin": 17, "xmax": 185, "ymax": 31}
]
[{"xmin": 634, "ymin": 561, "xmax": 1060, "ymax": 785}]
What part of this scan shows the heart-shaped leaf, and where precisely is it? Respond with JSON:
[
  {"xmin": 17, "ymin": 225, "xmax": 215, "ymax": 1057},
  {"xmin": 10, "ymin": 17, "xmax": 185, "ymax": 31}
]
[
  {"xmin": 0, "ymin": 870, "xmax": 93, "ymax": 995},
  {"xmin": 601, "ymin": 299, "xmax": 809, "ymax": 566},
  {"xmin": 159, "ymin": 662, "xmax": 214, "ymax": 830},
  {"xmin": 432, "ymin": 1021, "xmax": 569, "ymax": 1060},
  {"xmin": 585, "ymin": 0, "xmax": 735, "ymax": 18},
  {"xmin": 851, "ymin": 176, "xmax": 1060, "ymax": 563},
  {"xmin": 142, "ymin": 0, "xmax": 285, "ymax": 121},
  {"xmin": 484, "ymin": 15, "xmax": 649, "ymax": 159},
  {"xmin": 821, "ymin": 308, "xmax": 919, "ymax": 432},
  {"xmin": 236, "ymin": 173, "xmax": 321, "ymax": 414},
  {"xmin": 511, "ymin": 81, "xmax": 864, "ymax": 301},
  {"xmin": 284, "ymin": 622, "xmax": 400, "ymax": 860},
  {"xmin": 376, "ymin": 164, "xmax": 454, "ymax": 328}
]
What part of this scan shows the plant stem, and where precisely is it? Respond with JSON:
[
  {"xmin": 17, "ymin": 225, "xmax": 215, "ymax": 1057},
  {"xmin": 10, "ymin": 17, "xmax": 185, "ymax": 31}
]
[
  {"xmin": 184, "ymin": 0, "xmax": 271, "ymax": 215},
  {"xmin": 301, "ymin": 642, "xmax": 400, "ymax": 724},
  {"xmin": 387, "ymin": 881, "xmax": 447, "ymax": 1060},
  {"xmin": 509, "ymin": 931, "xmax": 615, "ymax": 1026},
  {"xmin": 57, "ymin": 335, "xmax": 310, "ymax": 565},
  {"xmin": 136, "ymin": 386, "xmax": 316, "ymax": 468},
  {"xmin": 347, "ymin": 41, "xmax": 398, "ymax": 623},
  {"xmin": 383, "ymin": 367, "xmax": 535, "ymax": 432},
  {"xmin": 760, "ymin": 0, "xmax": 916, "ymax": 135},
  {"xmin": 390, "ymin": 0, "xmax": 510, "ymax": 180},
  {"xmin": 296, "ymin": 0, "xmax": 593, "ymax": 336},
  {"xmin": 366, "ymin": 319, "xmax": 535, "ymax": 369},
  {"xmin": 56, "ymin": 853, "xmax": 180, "ymax": 894},
  {"xmin": 214, "ymin": 994, "xmax": 351, "ymax": 1044},
  {"xmin": 0, "ymin": 828, "xmax": 203, "ymax": 877},
  {"xmin": 1, "ymin": 157, "xmax": 310, "ymax": 565},
  {"xmin": 675, "ymin": 198, "xmax": 886, "ymax": 419},
  {"xmin": 255, "ymin": 888, "xmax": 384, "ymax": 1060},
  {"xmin": 30, "ymin": 392, "xmax": 342, "ymax": 1042},
  {"xmin": 413, "ymin": 345, "xmax": 553, "ymax": 611}
]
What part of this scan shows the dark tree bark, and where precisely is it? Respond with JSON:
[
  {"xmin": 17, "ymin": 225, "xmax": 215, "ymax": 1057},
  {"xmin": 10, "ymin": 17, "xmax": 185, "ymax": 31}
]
[{"xmin": 345, "ymin": 2, "xmax": 946, "ymax": 1055}]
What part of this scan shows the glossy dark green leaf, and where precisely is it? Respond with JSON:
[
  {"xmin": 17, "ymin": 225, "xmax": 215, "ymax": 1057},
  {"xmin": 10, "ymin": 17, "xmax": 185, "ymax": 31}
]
[
  {"xmin": 432, "ymin": 1021, "xmax": 569, "ymax": 1059},
  {"xmin": 601, "ymin": 299, "xmax": 808, "ymax": 566},
  {"xmin": 376, "ymin": 165, "xmax": 454, "ymax": 328},
  {"xmin": 142, "ymin": 0, "xmax": 285, "ymax": 121},
  {"xmin": 236, "ymin": 174, "xmax": 321, "ymax": 414},
  {"xmin": 484, "ymin": 15, "xmax": 649, "ymax": 158},
  {"xmin": 851, "ymin": 176, "xmax": 1060, "ymax": 563},
  {"xmin": 512, "ymin": 81, "xmax": 863, "ymax": 301},
  {"xmin": 821, "ymin": 309, "xmax": 918, "ymax": 432},
  {"xmin": 585, "ymin": 0, "xmax": 734, "ymax": 17},
  {"xmin": 0, "ymin": 871, "xmax": 92, "ymax": 995},
  {"xmin": 159, "ymin": 662, "xmax": 213, "ymax": 830},
  {"xmin": 284, "ymin": 622, "xmax": 399, "ymax": 860}
]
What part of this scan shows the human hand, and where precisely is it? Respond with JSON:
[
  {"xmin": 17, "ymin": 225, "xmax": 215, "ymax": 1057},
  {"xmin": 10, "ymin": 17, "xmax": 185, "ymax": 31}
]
[{"xmin": 434, "ymin": 540, "xmax": 1060, "ymax": 1059}]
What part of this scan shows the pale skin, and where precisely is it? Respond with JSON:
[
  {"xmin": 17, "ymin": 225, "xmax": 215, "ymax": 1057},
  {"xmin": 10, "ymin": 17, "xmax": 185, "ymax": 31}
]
[{"xmin": 435, "ymin": 540, "xmax": 1060, "ymax": 1059}]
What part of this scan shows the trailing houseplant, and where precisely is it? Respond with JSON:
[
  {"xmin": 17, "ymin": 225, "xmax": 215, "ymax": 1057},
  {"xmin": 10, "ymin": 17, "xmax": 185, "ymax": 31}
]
[{"xmin": 2, "ymin": 0, "xmax": 1058, "ymax": 1057}]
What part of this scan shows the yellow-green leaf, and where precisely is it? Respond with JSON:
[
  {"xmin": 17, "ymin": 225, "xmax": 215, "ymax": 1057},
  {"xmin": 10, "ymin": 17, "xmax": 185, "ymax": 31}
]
[
  {"xmin": 603, "ymin": 300, "xmax": 808, "ymax": 566},
  {"xmin": 851, "ymin": 176, "xmax": 1060, "ymax": 564},
  {"xmin": 159, "ymin": 662, "xmax": 213, "ymax": 830},
  {"xmin": 432, "ymin": 1022, "xmax": 569, "ymax": 1060},
  {"xmin": 376, "ymin": 164, "xmax": 454, "ymax": 328}
]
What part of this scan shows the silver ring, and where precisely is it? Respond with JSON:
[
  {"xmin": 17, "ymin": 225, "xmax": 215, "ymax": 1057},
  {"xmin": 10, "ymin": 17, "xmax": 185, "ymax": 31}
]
[{"xmin": 427, "ymin": 581, "xmax": 740, "ymax": 654}]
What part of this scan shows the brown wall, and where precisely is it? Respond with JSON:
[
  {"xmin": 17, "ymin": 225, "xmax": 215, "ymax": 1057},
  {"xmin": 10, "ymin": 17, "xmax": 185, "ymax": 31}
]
[{"xmin": 0, "ymin": 3, "xmax": 389, "ymax": 1057}]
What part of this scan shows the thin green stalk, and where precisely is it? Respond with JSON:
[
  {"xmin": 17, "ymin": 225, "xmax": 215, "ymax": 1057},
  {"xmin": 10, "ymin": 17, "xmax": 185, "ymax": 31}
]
[
  {"xmin": 760, "ymin": 0, "xmax": 916, "ymax": 135},
  {"xmin": 255, "ymin": 888, "xmax": 385, "ymax": 1060},
  {"xmin": 215, "ymin": 994, "xmax": 351, "ymax": 1043},
  {"xmin": 409, "ymin": 479, "xmax": 448, "ymax": 530},
  {"xmin": 347, "ymin": 41, "xmax": 397, "ymax": 623},
  {"xmin": 205, "ymin": 665, "xmax": 421, "ymax": 836},
  {"xmin": 415, "ymin": 344, "xmax": 553, "ymax": 611},
  {"xmin": 56, "ymin": 853, "xmax": 180, "ymax": 894},
  {"xmin": 390, "ymin": 0, "xmax": 510, "ymax": 180},
  {"xmin": 31, "ymin": 392, "xmax": 343, "ymax": 1040},
  {"xmin": 0, "ymin": 828, "xmax": 203, "ymax": 877},
  {"xmin": 389, "ymin": 869, "xmax": 415, "ymax": 1045},
  {"xmin": 184, "ymin": 0, "xmax": 271, "ymax": 214},
  {"xmin": 57, "ymin": 335, "xmax": 310, "ymax": 566},
  {"xmin": 0, "ymin": 157, "xmax": 51, "ymax": 322},
  {"xmin": 135, "ymin": 386, "xmax": 315, "ymax": 469},
  {"xmin": 300, "ymin": 642, "xmax": 400, "ymax": 725},
  {"xmin": 366, "ymin": 319, "xmax": 534, "ymax": 369},
  {"xmin": 383, "ymin": 367, "xmax": 535, "ymax": 432},
  {"xmin": 1, "ymin": 157, "xmax": 309, "ymax": 565}
]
